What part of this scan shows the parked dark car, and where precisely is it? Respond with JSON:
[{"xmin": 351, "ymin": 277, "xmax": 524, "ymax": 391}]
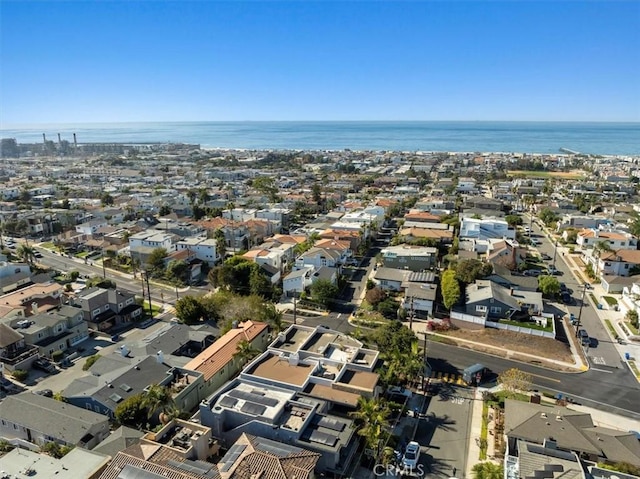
[
  {"xmin": 34, "ymin": 389, "xmax": 53, "ymax": 397},
  {"xmin": 561, "ymin": 292, "xmax": 573, "ymax": 304},
  {"xmin": 33, "ymin": 358, "xmax": 56, "ymax": 374}
]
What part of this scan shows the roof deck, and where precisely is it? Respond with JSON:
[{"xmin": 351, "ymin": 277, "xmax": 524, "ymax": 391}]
[
  {"xmin": 244, "ymin": 353, "xmax": 313, "ymax": 387},
  {"xmin": 271, "ymin": 327, "xmax": 314, "ymax": 353},
  {"xmin": 337, "ymin": 369, "xmax": 379, "ymax": 391}
]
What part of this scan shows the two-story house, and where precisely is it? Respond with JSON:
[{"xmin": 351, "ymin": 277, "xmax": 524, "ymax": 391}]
[
  {"xmin": 295, "ymin": 247, "xmax": 342, "ymax": 271},
  {"xmin": 0, "ymin": 323, "xmax": 39, "ymax": 373},
  {"xmin": 75, "ymin": 287, "xmax": 142, "ymax": 332},
  {"xmin": 380, "ymin": 245, "xmax": 438, "ymax": 272},
  {"xmin": 14, "ymin": 305, "xmax": 89, "ymax": 359},
  {"xmin": 0, "ymin": 258, "xmax": 31, "ymax": 294},
  {"xmin": 0, "ymin": 392, "xmax": 109, "ymax": 450},
  {"xmin": 459, "ymin": 217, "xmax": 516, "ymax": 241},
  {"xmin": 576, "ymin": 229, "xmax": 638, "ymax": 250},
  {"xmin": 283, "ymin": 266, "xmax": 315, "ymax": 297},
  {"xmin": 75, "ymin": 219, "xmax": 109, "ymax": 236},
  {"xmin": 597, "ymin": 250, "xmax": 640, "ymax": 277},
  {"xmin": 175, "ymin": 237, "xmax": 218, "ymax": 265}
]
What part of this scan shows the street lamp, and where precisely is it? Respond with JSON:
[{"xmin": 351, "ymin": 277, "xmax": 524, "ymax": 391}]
[{"xmin": 552, "ymin": 239, "xmax": 558, "ymax": 269}]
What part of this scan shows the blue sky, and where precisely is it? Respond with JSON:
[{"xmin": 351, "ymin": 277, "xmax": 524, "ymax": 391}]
[{"xmin": 1, "ymin": 1, "xmax": 639, "ymax": 123}]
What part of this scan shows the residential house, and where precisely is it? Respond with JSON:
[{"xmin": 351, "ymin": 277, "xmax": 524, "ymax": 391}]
[
  {"xmin": 176, "ymin": 236, "xmax": 218, "ymax": 265},
  {"xmin": 575, "ymin": 229, "xmax": 638, "ymax": 250},
  {"xmin": 295, "ymin": 247, "xmax": 343, "ymax": 271},
  {"xmin": 398, "ymin": 224, "xmax": 454, "ymax": 244},
  {"xmin": 459, "ymin": 217, "xmax": 516, "ymax": 241},
  {"xmin": 505, "ymin": 399, "xmax": 640, "ymax": 467},
  {"xmin": 486, "ymin": 239, "xmax": 527, "ymax": 271},
  {"xmin": 0, "ymin": 448, "xmax": 109, "ymax": 479},
  {"xmin": 76, "ymin": 219, "xmax": 109, "ymax": 236},
  {"xmin": 556, "ymin": 214, "xmax": 610, "ymax": 231},
  {"xmin": 0, "ymin": 392, "xmax": 110, "ymax": 449},
  {"xmin": 184, "ymin": 320, "xmax": 270, "ymax": 399},
  {"xmin": 403, "ymin": 210, "xmax": 442, "ymax": 224},
  {"xmin": 0, "ymin": 281, "xmax": 64, "ymax": 318},
  {"xmin": 486, "ymin": 264, "xmax": 539, "ymax": 292},
  {"xmin": 373, "ymin": 267, "xmax": 410, "ymax": 292},
  {"xmin": 75, "ymin": 287, "xmax": 142, "ymax": 332},
  {"xmin": 595, "ymin": 250, "xmax": 640, "ymax": 278},
  {"xmin": 465, "ymin": 280, "xmax": 543, "ymax": 320},
  {"xmin": 402, "ymin": 282, "xmax": 437, "ymax": 317},
  {"xmin": 380, "ymin": 245, "xmax": 438, "ymax": 272},
  {"xmin": 620, "ymin": 281, "xmax": 640, "ymax": 317},
  {"xmin": 0, "ymin": 323, "xmax": 39, "ymax": 372},
  {"xmin": 13, "ymin": 305, "xmax": 89, "ymax": 359},
  {"xmin": 0, "ymin": 259, "xmax": 31, "ymax": 294},
  {"xmin": 318, "ymin": 228, "xmax": 362, "ymax": 251},
  {"xmin": 64, "ymin": 355, "xmax": 202, "ymax": 419},
  {"xmin": 505, "ymin": 440, "xmax": 587, "ymax": 479},
  {"xmin": 283, "ymin": 266, "xmax": 314, "ymax": 296}
]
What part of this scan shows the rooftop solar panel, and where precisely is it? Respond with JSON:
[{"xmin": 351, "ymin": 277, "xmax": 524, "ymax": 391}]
[
  {"xmin": 318, "ymin": 417, "xmax": 346, "ymax": 432},
  {"xmin": 228, "ymin": 388, "xmax": 279, "ymax": 407},
  {"xmin": 241, "ymin": 402, "xmax": 267, "ymax": 416},
  {"xmin": 219, "ymin": 396, "xmax": 238, "ymax": 408},
  {"xmin": 309, "ymin": 430, "xmax": 338, "ymax": 447}
]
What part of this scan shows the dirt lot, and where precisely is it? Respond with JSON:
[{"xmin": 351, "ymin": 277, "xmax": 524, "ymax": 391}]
[{"xmin": 441, "ymin": 328, "xmax": 575, "ymax": 370}]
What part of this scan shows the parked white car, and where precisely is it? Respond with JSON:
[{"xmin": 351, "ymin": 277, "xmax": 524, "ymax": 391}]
[{"xmin": 402, "ymin": 441, "xmax": 421, "ymax": 469}]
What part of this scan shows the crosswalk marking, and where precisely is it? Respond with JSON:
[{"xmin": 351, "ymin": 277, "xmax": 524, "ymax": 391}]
[{"xmin": 591, "ymin": 356, "xmax": 606, "ymax": 365}]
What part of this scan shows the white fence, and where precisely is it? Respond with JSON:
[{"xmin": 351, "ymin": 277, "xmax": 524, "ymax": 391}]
[{"xmin": 450, "ymin": 311, "xmax": 555, "ymax": 338}]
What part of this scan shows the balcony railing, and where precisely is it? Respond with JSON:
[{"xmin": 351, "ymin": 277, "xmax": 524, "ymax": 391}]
[{"xmin": 0, "ymin": 346, "xmax": 39, "ymax": 366}]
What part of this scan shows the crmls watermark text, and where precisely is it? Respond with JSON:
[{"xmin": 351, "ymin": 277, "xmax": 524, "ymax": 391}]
[{"xmin": 373, "ymin": 464, "xmax": 426, "ymax": 477}]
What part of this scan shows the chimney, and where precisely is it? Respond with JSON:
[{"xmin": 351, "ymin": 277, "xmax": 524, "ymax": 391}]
[
  {"xmin": 42, "ymin": 133, "xmax": 46, "ymax": 144},
  {"xmin": 156, "ymin": 351, "xmax": 164, "ymax": 364},
  {"xmin": 57, "ymin": 133, "xmax": 61, "ymax": 145},
  {"xmin": 73, "ymin": 133, "xmax": 77, "ymax": 148},
  {"xmin": 31, "ymin": 302, "xmax": 39, "ymax": 315}
]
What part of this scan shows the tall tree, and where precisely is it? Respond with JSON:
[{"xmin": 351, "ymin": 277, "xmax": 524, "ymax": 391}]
[
  {"xmin": 472, "ymin": 462, "xmax": 504, "ymax": 479},
  {"xmin": 142, "ymin": 384, "xmax": 178, "ymax": 424},
  {"xmin": 16, "ymin": 244, "xmax": 36, "ymax": 265},
  {"xmin": 310, "ymin": 279, "xmax": 339, "ymax": 307},
  {"xmin": 441, "ymin": 269, "xmax": 461, "ymax": 311},
  {"xmin": 146, "ymin": 247, "xmax": 168, "ymax": 276},
  {"xmin": 350, "ymin": 397, "xmax": 391, "ymax": 458},
  {"xmin": 175, "ymin": 295, "xmax": 204, "ymax": 324}
]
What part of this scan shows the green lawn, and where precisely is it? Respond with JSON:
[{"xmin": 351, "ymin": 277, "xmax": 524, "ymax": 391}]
[
  {"xmin": 501, "ymin": 318, "xmax": 553, "ymax": 332},
  {"xmin": 626, "ymin": 321, "xmax": 640, "ymax": 335},
  {"xmin": 40, "ymin": 242, "xmax": 56, "ymax": 249},
  {"xmin": 602, "ymin": 296, "xmax": 618, "ymax": 306},
  {"xmin": 75, "ymin": 251, "xmax": 90, "ymax": 258},
  {"xmin": 604, "ymin": 319, "xmax": 619, "ymax": 339},
  {"xmin": 479, "ymin": 401, "xmax": 489, "ymax": 460}
]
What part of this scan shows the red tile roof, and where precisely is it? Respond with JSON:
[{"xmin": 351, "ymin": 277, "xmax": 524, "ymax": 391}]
[{"xmin": 184, "ymin": 321, "xmax": 268, "ymax": 381}]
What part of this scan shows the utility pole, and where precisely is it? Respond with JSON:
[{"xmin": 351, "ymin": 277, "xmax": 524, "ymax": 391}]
[
  {"xmin": 409, "ymin": 296, "xmax": 415, "ymax": 331},
  {"xmin": 145, "ymin": 271, "xmax": 153, "ymax": 319},
  {"xmin": 575, "ymin": 283, "xmax": 588, "ymax": 336},
  {"xmin": 293, "ymin": 293, "xmax": 297, "ymax": 325},
  {"xmin": 552, "ymin": 239, "xmax": 558, "ymax": 270},
  {"xmin": 101, "ymin": 245, "xmax": 107, "ymax": 278}
]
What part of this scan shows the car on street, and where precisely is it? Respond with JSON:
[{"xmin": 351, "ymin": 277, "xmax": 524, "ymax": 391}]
[
  {"xmin": 578, "ymin": 329, "xmax": 590, "ymax": 346},
  {"xmin": 547, "ymin": 266, "xmax": 560, "ymax": 275},
  {"xmin": 523, "ymin": 270, "xmax": 542, "ymax": 277},
  {"xmin": 34, "ymin": 251, "xmax": 43, "ymax": 258},
  {"xmin": 33, "ymin": 358, "xmax": 57, "ymax": 374},
  {"xmin": 541, "ymin": 253, "xmax": 552, "ymax": 261},
  {"xmin": 402, "ymin": 441, "xmax": 421, "ymax": 469},
  {"xmin": 34, "ymin": 389, "xmax": 53, "ymax": 397}
]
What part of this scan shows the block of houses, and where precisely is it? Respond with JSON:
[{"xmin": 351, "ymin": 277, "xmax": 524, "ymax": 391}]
[
  {"xmin": 575, "ymin": 228, "xmax": 638, "ymax": 250},
  {"xmin": 460, "ymin": 217, "xmax": 516, "ymax": 241},
  {"xmin": 380, "ymin": 245, "xmax": 438, "ymax": 272},
  {"xmin": 465, "ymin": 280, "xmax": 543, "ymax": 320},
  {"xmin": 184, "ymin": 320, "xmax": 270, "ymax": 399},
  {"xmin": 8, "ymin": 305, "xmax": 89, "ymax": 359},
  {"xmin": 199, "ymin": 326, "xmax": 379, "ymax": 474},
  {"xmin": 0, "ymin": 392, "xmax": 110, "ymax": 449},
  {"xmin": 0, "ymin": 447, "xmax": 110, "ymax": 479},
  {"xmin": 0, "ymin": 258, "xmax": 31, "ymax": 294},
  {"xmin": 75, "ymin": 287, "xmax": 142, "ymax": 332}
]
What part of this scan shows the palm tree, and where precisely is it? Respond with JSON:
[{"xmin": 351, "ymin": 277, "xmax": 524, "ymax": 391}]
[
  {"xmin": 593, "ymin": 240, "xmax": 612, "ymax": 278},
  {"xmin": 234, "ymin": 339, "xmax": 260, "ymax": 366},
  {"xmin": 472, "ymin": 462, "xmax": 503, "ymax": 479},
  {"xmin": 350, "ymin": 397, "xmax": 391, "ymax": 459},
  {"xmin": 262, "ymin": 303, "xmax": 284, "ymax": 334},
  {"xmin": 142, "ymin": 384, "xmax": 177, "ymax": 424},
  {"xmin": 17, "ymin": 243, "xmax": 36, "ymax": 265}
]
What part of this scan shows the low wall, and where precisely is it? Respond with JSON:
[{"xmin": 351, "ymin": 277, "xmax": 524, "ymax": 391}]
[{"xmin": 450, "ymin": 311, "xmax": 555, "ymax": 338}]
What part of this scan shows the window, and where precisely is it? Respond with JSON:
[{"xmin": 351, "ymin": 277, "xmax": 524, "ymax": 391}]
[
  {"xmin": 476, "ymin": 305, "xmax": 487, "ymax": 313},
  {"xmin": 625, "ymin": 264, "xmax": 629, "ymax": 269},
  {"xmin": 119, "ymin": 303, "xmax": 123, "ymax": 309},
  {"xmin": 86, "ymin": 403, "xmax": 92, "ymax": 410},
  {"xmin": 92, "ymin": 308, "xmax": 101, "ymax": 317},
  {"xmin": 94, "ymin": 405, "xmax": 100, "ymax": 412},
  {"xmin": 490, "ymin": 306, "xmax": 501, "ymax": 314}
]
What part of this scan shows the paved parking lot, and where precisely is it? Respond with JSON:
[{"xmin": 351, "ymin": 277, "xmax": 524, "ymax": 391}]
[{"xmin": 415, "ymin": 384, "xmax": 474, "ymax": 479}]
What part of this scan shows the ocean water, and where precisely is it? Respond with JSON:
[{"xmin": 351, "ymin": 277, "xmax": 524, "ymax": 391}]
[{"xmin": 1, "ymin": 121, "xmax": 639, "ymax": 155}]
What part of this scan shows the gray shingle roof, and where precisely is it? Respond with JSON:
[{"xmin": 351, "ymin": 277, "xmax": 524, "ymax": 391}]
[{"xmin": 0, "ymin": 392, "xmax": 108, "ymax": 445}]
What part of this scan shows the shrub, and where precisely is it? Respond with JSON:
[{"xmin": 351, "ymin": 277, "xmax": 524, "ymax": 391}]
[
  {"xmin": 51, "ymin": 350, "xmax": 64, "ymax": 362},
  {"xmin": 83, "ymin": 354, "xmax": 101, "ymax": 371},
  {"xmin": 12, "ymin": 369, "xmax": 28, "ymax": 381}
]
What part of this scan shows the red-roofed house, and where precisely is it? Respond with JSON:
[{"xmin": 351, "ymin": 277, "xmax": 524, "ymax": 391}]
[{"xmin": 184, "ymin": 321, "xmax": 270, "ymax": 398}]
